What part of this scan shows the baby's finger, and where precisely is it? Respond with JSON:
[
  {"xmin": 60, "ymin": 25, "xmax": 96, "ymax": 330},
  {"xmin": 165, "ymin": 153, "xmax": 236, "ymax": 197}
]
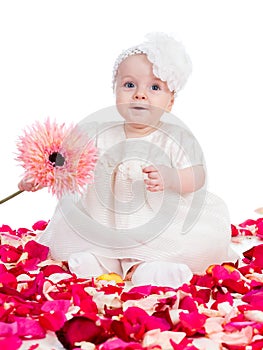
[
  {"xmin": 144, "ymin": 179, "xmax": 160, "ymax": 186},
  {"xmin": 147, "ymin": 185, "xmax": 164, "ymax": 192},
  {"xmin": 18, "ymin": 181, "xmax": 33, "ymax": 191},
  {"xmin": 142, "ymin": 165, "xmax": 157, "ymax": 173},
  {"xmin": 147, "ymin": 171, "xmax": 159, "ymax": 179}
]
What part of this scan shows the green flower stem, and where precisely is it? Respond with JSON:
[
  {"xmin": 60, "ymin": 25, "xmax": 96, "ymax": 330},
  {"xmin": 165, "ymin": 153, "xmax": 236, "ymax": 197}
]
[{"xmin": 0, "ymin": 190, "xmax": 24, "ymax": 204}]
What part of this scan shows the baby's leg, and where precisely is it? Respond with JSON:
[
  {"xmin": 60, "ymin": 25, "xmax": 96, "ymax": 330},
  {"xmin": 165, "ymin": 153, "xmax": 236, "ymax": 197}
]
[
  {"xmin": 131, "ymin": 261, "xmax": 193, "ymax": 289},
  {"xmin": 68, "ymin": 251, "xmax": 121, "ymax": 278}
]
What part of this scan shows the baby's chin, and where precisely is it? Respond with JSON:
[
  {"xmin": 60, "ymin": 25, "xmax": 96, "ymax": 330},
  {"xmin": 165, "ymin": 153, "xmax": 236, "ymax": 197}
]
[
  {"xmin": 123, "ymin": 112, "xmax": 162, "ymax": 128},
  {"xmin": 123, "ymin": 120, "xmax": 162, "ymax": 138}
]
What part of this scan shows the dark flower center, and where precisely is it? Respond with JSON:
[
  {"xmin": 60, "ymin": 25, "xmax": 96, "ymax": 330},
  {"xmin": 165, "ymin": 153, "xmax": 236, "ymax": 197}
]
[{"xmin": 49, "ymin": 152, "xmax": 65, "ymax": 167}]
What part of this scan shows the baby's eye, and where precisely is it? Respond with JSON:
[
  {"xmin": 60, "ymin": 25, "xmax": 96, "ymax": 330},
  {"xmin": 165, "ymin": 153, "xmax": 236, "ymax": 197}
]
[
  {"xmin": 124, "ymin": 82, "xmax": 135, "ymax": 88},
  {"xmin": 151, "ymin": 84, "xmax": 161, "ymax": 91}
]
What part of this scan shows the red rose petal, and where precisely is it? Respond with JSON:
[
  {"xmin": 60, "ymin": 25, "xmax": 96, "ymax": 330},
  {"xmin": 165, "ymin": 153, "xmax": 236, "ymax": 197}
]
[
  {"xmin": 0, "ymin": 245, "xmax": 22, "ymax": 263},
  {"xmin": 179, "ymin": 311, "xmax": 207, "ymax": 336},
  {"xmin": 251, "ymin": 244, "xmax": 263, "ymax": 268},
  {"xmin": 0, "ymin": 225, "xmax": 14, "ymax": 234},
  {"xmin": 256, "ymin": 219, "xmax": 263, "ymax": 239},
  {"xmin": 39, "ymin": 310, "xmax": 66, "ymax": 331},
  {"xmin": 211, "ymin": 289, "xmax": 234, "ymax": 308},
  {"xmin": 16, "ymin": 227, "xmax": 31, "ymax": 236},
  {"xmin": 56, "ymin": 316, "xmax": 105, "ymax": 348},
  {"xmin": 23, "ymin": 240, "xmax": 49, "ymax": 262},
  {"xmin": 32, "ymin": 220, "xmax": 48, "ymax": 231},
  {"xmin": 41, "ymin": 264, "xmax": 69, "ymax": 277},
  {"xmin": 231, "ymin": 224, "xmax": 239, "ymax": 237},
  {"xmin": 0, "ymin": 272, "xmax": 18, "ymax": 289},
  {"xmin": 222, "ymin": 279, "xmax": 250, "ymax": 294},
  {"xmin": 239, "ymin": 219, "xmax": 257, "ymax": 227},
  {"xmin": 179, "ymin": 296, "xmax": 198, "ymax": 313},
  {"xmin": 191, "ymin": 273, "xmax": 215, "ymax": 289},
  {"xmin": 71, "ymin": 284, "xmax": 98, "ymax": 318},
  {"xmin": 171, "ymin": 337, "xmax": 198, "ymax": 350}
]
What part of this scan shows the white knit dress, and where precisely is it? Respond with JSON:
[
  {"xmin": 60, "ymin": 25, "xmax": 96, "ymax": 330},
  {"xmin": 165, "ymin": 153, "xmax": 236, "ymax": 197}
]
[{"xmin": 38, "ymin": 121, "xmax": 237, "ymax": 274}]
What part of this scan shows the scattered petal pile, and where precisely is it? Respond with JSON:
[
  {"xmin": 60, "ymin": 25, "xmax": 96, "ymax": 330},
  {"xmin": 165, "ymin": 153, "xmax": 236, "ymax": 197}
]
[
  {"xmin": 231, "ymin": 218, "xmax": 263, "ymax": 239},
  {"xmin": 1, "ymin": 218, "xmax": 263, "ymax": 349}
]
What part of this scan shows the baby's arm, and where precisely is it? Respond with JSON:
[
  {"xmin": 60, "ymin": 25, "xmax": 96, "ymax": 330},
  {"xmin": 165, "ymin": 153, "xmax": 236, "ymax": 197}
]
[{"xmin": 142, "ymin": 165, "xmax": 205, "ymax": 194}]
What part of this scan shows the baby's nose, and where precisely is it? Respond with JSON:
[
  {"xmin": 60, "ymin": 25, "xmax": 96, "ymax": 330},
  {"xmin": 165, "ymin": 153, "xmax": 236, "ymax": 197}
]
[{"xmin": 134, "ymin": 90, "xmax": 147, "ymax": 100}]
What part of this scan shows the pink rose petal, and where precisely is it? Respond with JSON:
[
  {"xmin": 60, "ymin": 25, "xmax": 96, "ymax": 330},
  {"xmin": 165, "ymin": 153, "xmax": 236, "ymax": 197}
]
[
  {"xmin": 100, "ymin": 337, "xmax": 144, "ymax": 350},
  {"xmin": 142, "ymin": 329, "xmax": 186, "ymax": 349},
  {"xmin": 41, "ymin": 299, "xmax": 71, "ymax": 314},
  {"xmin": 0, "ymin": 335, "xmax": 22, "ymax": 350},
  {"xmin": 15, "ymin": 317, "xmax": 46, "ymax": 339},
  {"xmin": 0, "ymin": 321, "xmax": 17, "ymax": 337}
]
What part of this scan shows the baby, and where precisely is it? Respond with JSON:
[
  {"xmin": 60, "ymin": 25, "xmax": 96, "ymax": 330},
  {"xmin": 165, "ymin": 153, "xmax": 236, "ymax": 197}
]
[{"xmin": 19, "ymin": 33, "xmax": 237, "ymax": 288}]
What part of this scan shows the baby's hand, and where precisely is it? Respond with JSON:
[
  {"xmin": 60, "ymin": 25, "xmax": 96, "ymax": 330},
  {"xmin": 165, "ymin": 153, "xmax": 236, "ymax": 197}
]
[
  {"xmin": 143, "ymin": 165, "xmax": 172, "ymax": 192},
  {"xmin": 18, "ymin": 177, "xmax": 44, "ymax": 192}
]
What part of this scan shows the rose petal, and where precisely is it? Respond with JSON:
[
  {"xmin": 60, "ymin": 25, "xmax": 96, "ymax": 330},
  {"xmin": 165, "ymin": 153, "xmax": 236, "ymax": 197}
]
[
  {"xmin": 142, "ymin": 329, "xmax": 185, "ymax": 348},
  {"xmin": 179, "ymin": 296, "xmax": 198, "ymax": 313},
  {"xmin": 0, "ymin": 225, "xmax": 14, "ymax": 234},
  {"xmin": 41, "ymin": 300, "xmax": 70, "ymax": 315},
  {"xmin": 179, "ymin": 311, "xmax": 207, "ymax": 336},
  {"xmin": 0, "ymin": 244, "xmax": 23, "ymax": 263},
  {"xmin": 0, "ymin": 321, "xmax": 17, "ymax": 337},
  {"xmin": 39, "ymin": 310, "xmax": 67, "ymax": 331},
  {"xmin": 192, "ymin": 337, "xmax": 221, "ymax": 350},
  {"xmin": 231, "ymin": 224, "xmax": 239, "ymax": 237},
  {"xmin": 15, "ymin": 317, "xmax": 46, "ymax": 339},
  {"xmin": 0, "ymin": 272, "xmax": 18, "ymax": 289},
  {"xmin": 32, "ymin": 220, "xmax": 48, "ymax": 231},
  {"xmin": 0, "ymin": 335, "xmax": 22, "ymax": 350},
  {"xmin": 23, "ymin": 240, "xmax": 49, "ymax": 262},
  {"xmin": 99, "ymin": 337, "xmax": 144, "ymax": 350},
  {"xmin": 56, "ymin": 316, "xmax": 105, "ymax": 348}
]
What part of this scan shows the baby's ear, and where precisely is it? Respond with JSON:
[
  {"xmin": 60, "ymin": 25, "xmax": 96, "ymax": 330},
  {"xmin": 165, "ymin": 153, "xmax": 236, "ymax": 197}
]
[{"xmin": 167, "ymin": 94, "xmax": 175, "ymax": 112}]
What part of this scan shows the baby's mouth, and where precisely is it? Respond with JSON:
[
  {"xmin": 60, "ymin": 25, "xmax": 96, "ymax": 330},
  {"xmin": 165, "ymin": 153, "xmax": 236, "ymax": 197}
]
[{"xmin": 130, "ymin": 105, "xmax": 149, "ymax": 111}]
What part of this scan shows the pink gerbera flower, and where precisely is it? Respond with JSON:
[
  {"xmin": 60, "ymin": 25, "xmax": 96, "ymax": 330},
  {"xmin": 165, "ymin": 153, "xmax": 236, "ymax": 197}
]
[{"xmin": 16, "ymin": 118, "xmax": 98, "ymax": 198}]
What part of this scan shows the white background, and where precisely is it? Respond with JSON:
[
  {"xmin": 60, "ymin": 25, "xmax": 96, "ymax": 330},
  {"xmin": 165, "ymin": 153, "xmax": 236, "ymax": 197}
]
[{"xmin": 0, "ymin": 0, "xmax": 263, "ymax": 229}]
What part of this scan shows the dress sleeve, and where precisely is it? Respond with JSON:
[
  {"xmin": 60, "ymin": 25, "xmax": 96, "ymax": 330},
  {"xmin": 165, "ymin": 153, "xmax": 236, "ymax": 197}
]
[{"xmin": 170, "ymin": 126, "xmax": 205, "ymax": 169}]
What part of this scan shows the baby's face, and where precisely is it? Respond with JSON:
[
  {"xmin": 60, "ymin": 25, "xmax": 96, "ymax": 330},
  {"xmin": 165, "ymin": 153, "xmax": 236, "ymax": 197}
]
[{"xmin": 115, "ymin": 54, "xmax": 174, "ymax": 129}]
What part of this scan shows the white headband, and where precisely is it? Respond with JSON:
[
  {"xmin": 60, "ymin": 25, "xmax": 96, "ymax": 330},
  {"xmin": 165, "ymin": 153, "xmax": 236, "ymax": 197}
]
[{"xmin": 112, "ymin": 32, "xmax": 192, "ymax": 93}]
